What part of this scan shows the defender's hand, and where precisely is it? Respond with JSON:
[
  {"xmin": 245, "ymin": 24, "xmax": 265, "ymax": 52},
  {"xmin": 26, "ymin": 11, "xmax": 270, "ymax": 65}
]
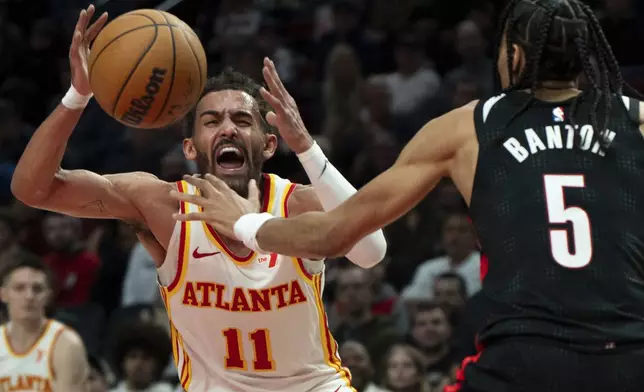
[
  {"xmin": 260, "ymin": 57, "xmax": 314, "ymax": 154},
  {"xmin": 69, "ymin": 5, "xmax": 108, "ymax": 95},
  {"xmin": 170, "ymin": 174, "xmax": 260, "ymax": 239}
]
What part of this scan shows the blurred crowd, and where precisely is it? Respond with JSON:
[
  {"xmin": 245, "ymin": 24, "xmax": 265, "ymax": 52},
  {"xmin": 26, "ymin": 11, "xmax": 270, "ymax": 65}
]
[{"xmin": 1, "ymin": 0, "xmax": 644, "ymax": 391}]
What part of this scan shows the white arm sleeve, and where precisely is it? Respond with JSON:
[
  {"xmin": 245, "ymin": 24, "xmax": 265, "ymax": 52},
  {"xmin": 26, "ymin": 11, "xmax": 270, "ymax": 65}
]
[{"xmin": 297, "ymin": 142, "xmax": 387, "ymax": 268}]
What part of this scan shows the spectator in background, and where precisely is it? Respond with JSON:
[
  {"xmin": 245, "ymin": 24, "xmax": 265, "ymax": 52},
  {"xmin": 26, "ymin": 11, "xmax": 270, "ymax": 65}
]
[
  {"xmin": 368, "ymin": 258, "xmax": 408, "ymax": 334},
  {"xmin": 121, "ymin": 241, "xmax": 159, "ymax": 308},
  {"xmin": 382, "ymin": 344, "xmax": 439, "ymax": 392},
  {"xmin": 332, "ymin": 265, "xmax": 398, "ymax": 362},
  {"xmin": 42, "ymin": 213, "xmax": 100, "ymax": 307},
  {"xmin": 384, "ymin": 33, "xmax": 440, "ymax": 118},
  {"xmin": 211, "ymin": 0, "xmax": 262, "ymax": 54},
  {"xmin": 433, "ymin": 272, "xmax": 468, "ymax": 323},
  {"xmin": 87, "ymin": 355, "xmax": 110, "ymax": 392},
  {"xmin": 406, "ymin": 302, "xmax": 454, "ymax": 381},
  {"xmin": 443, "ymin": 20, "xmax": 493, "ymax": 98},
  {"xmin": 0, "ymin": 99, "xmax": 32, "ymax": 164},
  {"xmin": 111, "ymin": 322, "xmax": 173, "ymax": 392},
  {"xmin": 256, "ymin": 18, "xmax": 296, "ymax": 86},
  {"xmin": 0, "ymin": 210, "xmax": 27, "ymax": 269},
  {"xmin": 339, "ymin": 340, "xmax": 391, "ymax": 392},
  {"xmin": 402, "ymin": 212, "xmax": 480, "ymax": 302}
]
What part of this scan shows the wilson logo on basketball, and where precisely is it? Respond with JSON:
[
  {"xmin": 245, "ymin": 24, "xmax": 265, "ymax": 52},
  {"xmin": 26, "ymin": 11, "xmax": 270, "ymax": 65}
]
[{"xmin": 121, "ymin": 67, "xmax": 167, "ymax": 126}]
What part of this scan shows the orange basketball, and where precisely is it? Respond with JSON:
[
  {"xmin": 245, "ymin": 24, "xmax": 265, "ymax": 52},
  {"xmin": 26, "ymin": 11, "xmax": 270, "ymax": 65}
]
[{"xmin": 88, "ymin": 9, "xmax": 207, "ymax": 129}]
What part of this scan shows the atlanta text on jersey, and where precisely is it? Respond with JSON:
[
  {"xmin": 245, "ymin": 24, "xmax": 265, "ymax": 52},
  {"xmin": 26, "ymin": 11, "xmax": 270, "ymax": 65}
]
[{"xmin": 181, "ymin": 279, "xmax": 308, "ymax": 312}]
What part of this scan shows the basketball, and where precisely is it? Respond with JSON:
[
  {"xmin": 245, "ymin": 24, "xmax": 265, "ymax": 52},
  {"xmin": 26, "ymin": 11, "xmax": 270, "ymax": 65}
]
[{"xmin": 88, "ymin": 9, "xmax": 207, "ymax": 129}]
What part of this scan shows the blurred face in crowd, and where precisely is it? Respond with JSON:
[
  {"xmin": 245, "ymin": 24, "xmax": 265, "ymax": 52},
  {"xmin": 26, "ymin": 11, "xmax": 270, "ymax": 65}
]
[
  {"xmin": 363, "ymin": 79, "xmax": 391, "ymax": 122},
  {"xmin": 184, "ymin": 90, "xmax": 277, "ymax": 198},
  {"xmin": 442, "ymin": 214, "xmax": 477, "ymax": 261},
  {"xmin": 42, "ymin": 214, "xmax": 80, "ymax": 252},
  {"xmin": 394, "ymin": 44, "xmax": 423, "ymax": 75},
  {"xmin": 339, "ymin": 341, "xmax": 373, "ymax": 390},
  {"xmin": 123, "ymin": 348, "xmax": 158, "ymax": 389},
  {"xmin": 328, "ymin": 44, "xmax": 361, "ymax": 86},
  {"xmin": 86, "ymin": 366, "xmax": 108, "ymax": 392},
  {"xmin": 411, "ymin": 307, "xmax": 451, "ymax": 351},
  {"xmin": 434, "ymin": 276, "xmax": 467, "ymax": 313},
  {"xmin": 0, "ymin": 267, "xmax": 50, "ymax": 323},
  {"xmin": 386, "ymin": 346, "xmax": 422, "ymax": 391},
  {"xmin": 451, "ymin": 80, "xmax": 481, "ymax": 108},
  {"xmin": 456, "ymin": 20, "xmax": 486, "ymax": 64},
  {"xmin": 335, "ymin": 267, "xmax": 372, "ymax": 316}
]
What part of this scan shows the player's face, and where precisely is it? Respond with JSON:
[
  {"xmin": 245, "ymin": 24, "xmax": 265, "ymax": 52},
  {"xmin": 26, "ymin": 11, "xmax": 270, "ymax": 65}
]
[
  {"xmin": 386, "ymin": 348, "xmax": 420, "ymax": 390},
  {"xmin": 0, "ymin": 267, "xmax": 50, "ymax": 323},
  {"xmin": 184, "ymin": 90, "xmax": 277, "ymax": 198},
  {"xmin": 411, "ymin": 308, "xmax": 451, "ymax": 350}
]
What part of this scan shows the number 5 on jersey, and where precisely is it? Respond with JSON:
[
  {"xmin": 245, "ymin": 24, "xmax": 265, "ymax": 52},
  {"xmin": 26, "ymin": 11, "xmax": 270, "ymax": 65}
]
[
  {"xmin": 223, "ymin": 328, "xmax": 276, "ymax": 371},
  {"xmin": 543, "ymin": 174, "xmax": 593, "ymax": 268}
]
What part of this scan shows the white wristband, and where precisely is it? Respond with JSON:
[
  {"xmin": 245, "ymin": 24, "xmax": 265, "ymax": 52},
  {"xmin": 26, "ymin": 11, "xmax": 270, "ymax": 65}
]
[
  {"xmin": 61, "ymin": 85, "xmax": 93, "ymax": 110},
  {"xmin": 233, "ymin": 212, "xmax": 274, "ymax": 253}
]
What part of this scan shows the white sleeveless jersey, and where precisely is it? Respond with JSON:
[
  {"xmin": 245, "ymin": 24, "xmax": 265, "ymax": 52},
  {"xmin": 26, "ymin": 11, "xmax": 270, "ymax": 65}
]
[
  {"xmin": 157, "ymin": 174, "xmax": 353, "ymax": 392},
  {"xmin": 0, "ymin": 320, "xmax": 66, "ymax": 392}
]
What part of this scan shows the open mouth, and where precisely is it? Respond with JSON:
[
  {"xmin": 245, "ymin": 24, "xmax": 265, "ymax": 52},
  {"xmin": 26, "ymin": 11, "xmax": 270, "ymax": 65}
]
[{"xmin": 215, "ymin": 145, "xmax": 246, "ymax": 171}]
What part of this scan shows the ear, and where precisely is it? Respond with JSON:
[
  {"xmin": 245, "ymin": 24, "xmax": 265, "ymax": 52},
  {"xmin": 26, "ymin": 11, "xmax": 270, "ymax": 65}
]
[
  {"xmin": 511, "ymin": 43, "xmax": 526, "ymax": 78},
  {"xmin": 183, "ymin": 138, "xmax": 197, "ymax": 161},
  {"xmin": 0, "ymin": 286, "xmax": 5, "ymax": 304},
  {"xmin": 262, "ymin": 134, "xmax": 278, "ymax": 160}
]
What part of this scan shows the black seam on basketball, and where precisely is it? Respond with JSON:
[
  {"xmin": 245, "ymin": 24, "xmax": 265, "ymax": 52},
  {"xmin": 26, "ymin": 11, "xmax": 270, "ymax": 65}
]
[
  {"xmin": 153, "ymin": 13, "xmax": 177, "ymax": 124},
  {"xmin": 88, "ymin": 23, "xmax": 178, "ymax": 81},
  {"xmin": 111, "ymin": 23, "xmax": 159, "ymax": 116},
  {"xmin": 179, "ymin": 27, "xmax": 203, "ymax": 93}
]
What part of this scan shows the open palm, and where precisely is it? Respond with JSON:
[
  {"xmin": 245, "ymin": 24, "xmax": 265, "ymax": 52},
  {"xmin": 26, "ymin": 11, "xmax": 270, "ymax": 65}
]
[{"xmin": 69, "ymin": 5, "xmax": 108, "ymax": 95}]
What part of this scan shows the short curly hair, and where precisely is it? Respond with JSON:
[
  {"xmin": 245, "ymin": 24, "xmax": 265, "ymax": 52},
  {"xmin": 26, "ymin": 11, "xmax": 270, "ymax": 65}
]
[
  {"xmin": 113, "ymin": 321, "xmax": 172, "ymax": 380},
  {"xmin": 182, "ymin": 67, "xmax": 275, "ymax": 138}
]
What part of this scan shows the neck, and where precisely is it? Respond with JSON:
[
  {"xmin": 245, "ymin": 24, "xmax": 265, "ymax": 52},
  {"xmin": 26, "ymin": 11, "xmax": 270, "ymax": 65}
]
[
  {"xmin": 423, "ymin": 343, "xmax": 449, "ymax": 366},
  {"xmin": 7, "ymin": 318, "xmax": 48, "ymax": 350}
]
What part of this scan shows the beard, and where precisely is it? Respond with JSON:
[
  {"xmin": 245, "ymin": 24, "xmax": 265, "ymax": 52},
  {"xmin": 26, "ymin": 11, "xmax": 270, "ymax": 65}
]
[{"xmin": 195, "ymin": 139, "xmax": 266, "ymax": 198}]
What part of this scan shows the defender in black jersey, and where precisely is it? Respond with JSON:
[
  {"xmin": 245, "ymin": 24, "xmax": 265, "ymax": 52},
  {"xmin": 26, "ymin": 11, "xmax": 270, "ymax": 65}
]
[{"xmin": 190, "ymin": 0, "xmax": 644, "ymax": 391}]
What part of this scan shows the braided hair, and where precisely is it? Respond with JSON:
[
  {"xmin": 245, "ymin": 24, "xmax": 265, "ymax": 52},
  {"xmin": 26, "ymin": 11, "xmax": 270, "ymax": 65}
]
[{"xmin": 494, "ymin": 0, "xmax": 641, "ymax": 147}]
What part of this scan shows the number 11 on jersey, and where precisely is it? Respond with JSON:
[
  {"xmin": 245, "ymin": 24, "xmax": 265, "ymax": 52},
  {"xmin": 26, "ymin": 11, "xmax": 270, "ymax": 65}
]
[
  {"xmin": 223, "ymin": 328, "xmax": 276, "ymax": 371},
  {"xmin": 543, "ymin": 174, "xmax": 593, "ymax": 268}
]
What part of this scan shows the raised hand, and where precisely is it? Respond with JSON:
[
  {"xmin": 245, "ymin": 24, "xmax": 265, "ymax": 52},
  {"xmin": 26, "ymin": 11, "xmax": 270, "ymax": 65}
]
[
  {"xmin": 69, "ymin": 5, "xmax": 108, "ymax": 95},
  {"xmin": 260, "ymin": 57, "xmax": 314, "ymax": 154},
  {"xmin": 170, "ymin": 174, "xmax": 261, "ymax": 239}
]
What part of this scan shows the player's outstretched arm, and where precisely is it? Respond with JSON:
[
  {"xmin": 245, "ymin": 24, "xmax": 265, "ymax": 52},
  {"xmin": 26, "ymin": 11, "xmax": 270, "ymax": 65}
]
[
  {"xmin": 249, "ymin": 103, "xmax": 475, "ymax": 259},
  {"xmin": 259, "ymin": 57, "xmax": 386, "ymax": 267},
  {"xmin": 178, "ymin": 103, "xmax": 474, "ymax": 259},
  {"xmin": 51, "ymin": 329, "xmax": 89, "ymax": 392},
  {"xmin": 11, "ymin": 6, "xmax": 159, "ymax": 222}
]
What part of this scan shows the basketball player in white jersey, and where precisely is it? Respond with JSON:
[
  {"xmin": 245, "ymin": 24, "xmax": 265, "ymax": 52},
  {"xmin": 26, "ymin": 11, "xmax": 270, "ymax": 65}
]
[
  {"xmin": 0, "ymin": 256, "xmax": 88, "ymax": 391},
  {"xmin": 12, "ymin": 5, "xmax": 386, "ymax": 392}
]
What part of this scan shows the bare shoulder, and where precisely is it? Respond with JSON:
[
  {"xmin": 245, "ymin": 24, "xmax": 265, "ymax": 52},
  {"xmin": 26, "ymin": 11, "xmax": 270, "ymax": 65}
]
[
  {"xmin": 405, "ymin": 100, "xmax": 478, "ymax": 163},
  {"xmin": 52, "ymin": 328, "xmax": 86, "ymax": 368},
  {"xmin": 285, "ymin": 184, "xmax": 323, "ymax": 216},
  {"xmin": 51, "ymin": 328, "xmax": 88, "ymax": 388}
]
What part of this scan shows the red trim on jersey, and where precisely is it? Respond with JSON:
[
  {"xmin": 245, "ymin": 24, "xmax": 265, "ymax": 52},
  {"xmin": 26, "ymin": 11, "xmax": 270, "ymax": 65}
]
[
  {"xmin": 203, "ymin": 173, "xmax": 273, "ymax": 262},
  {"xmin": 283, "ymin": 183, "xmax": 315, "ymax": 281},
  {"xmin": 480, "ymin": 253, "xmax": 489, "ymax": 282},
  {"xmin": 167, "ymin": 181, "xmax": 187, "ymax": 292},
  {"xmin": 444, "ymin": 345, "xmax": 484, "ymax": 392}
]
